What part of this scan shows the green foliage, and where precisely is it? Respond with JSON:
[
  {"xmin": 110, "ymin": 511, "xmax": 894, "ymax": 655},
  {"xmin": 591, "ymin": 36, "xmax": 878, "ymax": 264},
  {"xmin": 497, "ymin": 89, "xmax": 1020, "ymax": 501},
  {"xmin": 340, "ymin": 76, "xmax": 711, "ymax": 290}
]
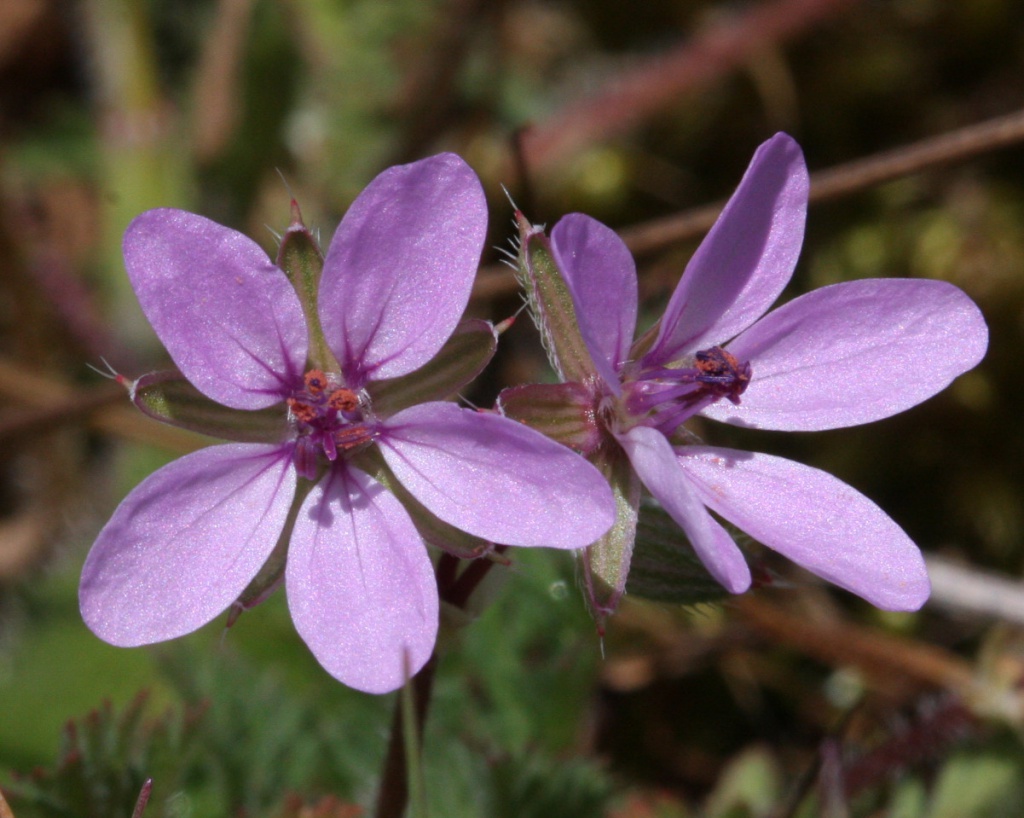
[
  {"xmin": 486, "ymin": 754, "xmax": 612, "ymax": 818},
  {"xmin": 3, "ymin": 551, "xmax": 615, "ymax": 818},
  {"xmin": 442, "ymin": 549, "xmax": 599, "ymax": 754},
  {"xmin": 702, "ymin": 746, "xmax": 782, "ymax": 818},
  {"xmin": 7, "ymin": 694, "xmax": 198, "ymax": 818},
  {"xmin": 4, "ymin": 638, "xmax": 386, "ymax": 818},
  {"xmin": 927, "ymin": 747, "xmax": 1024, "ymax": 818}
]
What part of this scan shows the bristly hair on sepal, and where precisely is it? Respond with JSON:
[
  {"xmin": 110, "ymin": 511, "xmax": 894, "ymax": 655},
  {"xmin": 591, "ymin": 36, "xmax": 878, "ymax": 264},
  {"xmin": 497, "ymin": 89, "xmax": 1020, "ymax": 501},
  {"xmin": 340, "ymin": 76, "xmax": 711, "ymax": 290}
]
[{"xmin": 513, "ymin": 211, "xmax": 600, "ymax": 385}]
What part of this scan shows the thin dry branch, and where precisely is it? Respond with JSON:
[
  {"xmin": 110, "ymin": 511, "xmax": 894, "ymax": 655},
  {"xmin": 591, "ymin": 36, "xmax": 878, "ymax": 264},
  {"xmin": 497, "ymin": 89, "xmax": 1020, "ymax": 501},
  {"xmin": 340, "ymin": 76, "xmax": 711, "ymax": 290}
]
[
  {"xmin": 521, "ymin": 0, "xmax": 859, "ymax": 172},
  {"xmin": 621, "ymin": 105, "xmax": 1024, "ymax": 256},
  {"xmin": 925, "ymin": 554, "xmax": 1024, "ymax": 625},
  {"xmin": 192, "ymin": 0, "xmax": 256, "ymax": 162},
  {"xmin": 473, "ymin": 106, "xmax": 1024, "ymax": 302},
  {"xmin": 0, "ymin": 357, "xmax": 207, "ymax": 454},
  {"xmin": 734, "ymin": 595, "xmax": 976, "ymax": 697}
]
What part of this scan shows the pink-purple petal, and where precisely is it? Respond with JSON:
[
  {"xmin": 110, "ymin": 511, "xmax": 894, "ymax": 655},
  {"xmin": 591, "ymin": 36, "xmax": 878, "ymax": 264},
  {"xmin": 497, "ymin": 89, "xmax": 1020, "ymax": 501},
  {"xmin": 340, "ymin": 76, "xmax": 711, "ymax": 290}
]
[
  {"xmin": 124, "ymin": 209, "xmax": 307, "ymax": 409},
  {"xmin": 677, "ymin": 447, "xmax": 930, "ymax": 610},
  {"xmin": 616, "ymin": 426, "xmax": 751, "ymax": 593},
  {"xmin": 704, "ymin": 278, "xmax": 989, "ymax": 431},
  {"xmin": 286, "ymin": 465, "xmax": 438, "ymax": 694},
  {"xmin": 551, "ymin": 213, "xmax": 638, "ymax": 389},
  {"xmin": 378, "ymin": 402, "xmax": 616, "ymax": 548},
  {"xmin": 318, "ymin": 154, "xmax": 487, "ymax": 385},
  {"xmin": 79, "ymin": 444, "xmax": 296, "ymax": 646},
  {"xmin": 647, "ymin": 133, "xmax": 808, "ymax": 364}
]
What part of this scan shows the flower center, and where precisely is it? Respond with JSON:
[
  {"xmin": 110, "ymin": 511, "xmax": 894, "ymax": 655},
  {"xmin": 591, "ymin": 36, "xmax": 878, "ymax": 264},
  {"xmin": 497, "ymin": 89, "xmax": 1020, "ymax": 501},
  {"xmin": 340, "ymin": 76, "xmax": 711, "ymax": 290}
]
[
  {"xmin": 620, "ymin": 345, "xmax": 752, "ymax": 436},
  {"xmin": 287, "ymin": 369, "xmax": 377, "ymax": 479}
]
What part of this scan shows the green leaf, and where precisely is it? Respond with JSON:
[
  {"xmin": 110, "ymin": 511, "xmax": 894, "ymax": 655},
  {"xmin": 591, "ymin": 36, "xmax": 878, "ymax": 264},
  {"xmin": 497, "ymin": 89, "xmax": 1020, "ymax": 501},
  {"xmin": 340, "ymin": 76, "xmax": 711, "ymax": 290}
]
[
  {"xmin": 929, "ymin": 750, "xmax": 1024, "ymax": 818},
  {"xmin": 703, "ymin": 746, "xmax": 782, "ymax": 818},
  {"xmin": 626, "ymin": 500, "xmax": 730, "ymax": 606}
]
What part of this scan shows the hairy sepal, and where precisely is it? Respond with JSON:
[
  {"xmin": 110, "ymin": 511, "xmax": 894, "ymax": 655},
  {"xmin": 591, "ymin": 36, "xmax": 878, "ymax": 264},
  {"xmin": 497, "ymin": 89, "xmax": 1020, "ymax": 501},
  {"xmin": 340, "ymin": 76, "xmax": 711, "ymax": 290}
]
[
  {"xmin": 497, "ymin": 381, "xmax": 602, "ymax": 455},
  {"xmin": 580, "ymin": 444, "xmax": 642, "ymax": 621},
  {"xmin": 515, "ymin": 212, "xmax": 600, "ymax": 384},
  {"xmin": 131, "ymin": 371, "xmax": 288, "ymax": 442},
  {"xmin": 276, "ymin": 203, "xmax": 336, "ymax": 373},
  {"xmin": 368, "ymin": 319, "xmax": 497, "ymax": 414}
]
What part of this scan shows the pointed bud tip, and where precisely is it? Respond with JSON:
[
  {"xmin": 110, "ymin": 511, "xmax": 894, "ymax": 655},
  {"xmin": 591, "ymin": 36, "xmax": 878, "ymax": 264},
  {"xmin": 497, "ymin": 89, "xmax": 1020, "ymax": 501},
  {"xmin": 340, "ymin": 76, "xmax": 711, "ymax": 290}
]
[
  {"xmin": 750, "ymin": 561, "xmax": 780, "ymax": 591},
  {"xmin": 288, "ymin": 198, "xmax": 305, "ymax": 229},
  {"xmin": 224, "ymin": 602, "xmax": 244, "ymax": 630},
  {"xmin": 88, "ymin": 359, "xmax": 136, "ymax": 394},
  {"xmin": 515, "ymin": 209, "xmax": 539, "ymax": 238},
  {"xmin": 494, "ymin": 314, "xmax": 517, "ymax": 334}
]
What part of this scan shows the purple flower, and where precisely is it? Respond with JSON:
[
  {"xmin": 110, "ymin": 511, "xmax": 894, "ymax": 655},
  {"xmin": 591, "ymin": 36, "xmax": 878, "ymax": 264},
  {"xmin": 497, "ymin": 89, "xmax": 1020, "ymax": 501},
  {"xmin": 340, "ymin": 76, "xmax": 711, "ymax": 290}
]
[
  {"xmin": 514, "ymin": 133, "xmax": 988, "ymax": 611},
  {"xmin": 80, "ymin": 154, "xmax": 615, "ymax": 693}
]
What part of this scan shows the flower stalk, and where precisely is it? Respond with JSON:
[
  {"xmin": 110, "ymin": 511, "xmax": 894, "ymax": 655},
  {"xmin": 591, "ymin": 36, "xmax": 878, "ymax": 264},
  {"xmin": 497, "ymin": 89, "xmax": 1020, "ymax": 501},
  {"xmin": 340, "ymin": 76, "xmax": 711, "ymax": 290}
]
[{"xmin": 374, "ymin": 547, "xmax": 508, "ymax": 818}]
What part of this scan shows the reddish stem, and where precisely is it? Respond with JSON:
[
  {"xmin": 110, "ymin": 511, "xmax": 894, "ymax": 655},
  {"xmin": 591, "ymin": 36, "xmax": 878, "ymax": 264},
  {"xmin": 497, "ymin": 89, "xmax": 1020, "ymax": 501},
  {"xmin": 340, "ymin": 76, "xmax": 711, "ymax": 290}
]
[{"xmin": 373, "ymin": 548, "xmax": 507, "ymax": 818}]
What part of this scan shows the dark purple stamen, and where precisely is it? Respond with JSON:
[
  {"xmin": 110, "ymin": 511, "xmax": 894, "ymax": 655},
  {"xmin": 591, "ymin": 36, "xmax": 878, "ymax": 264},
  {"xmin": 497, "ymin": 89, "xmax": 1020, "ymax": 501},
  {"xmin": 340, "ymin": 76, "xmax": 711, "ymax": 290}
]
[
  {"xmin": 622, "ymin": 345, "xmax": 752, "ymax": 436},
  {"xmin": 694, "ymin": 347, "xmax": 751, "ymax": 405}
]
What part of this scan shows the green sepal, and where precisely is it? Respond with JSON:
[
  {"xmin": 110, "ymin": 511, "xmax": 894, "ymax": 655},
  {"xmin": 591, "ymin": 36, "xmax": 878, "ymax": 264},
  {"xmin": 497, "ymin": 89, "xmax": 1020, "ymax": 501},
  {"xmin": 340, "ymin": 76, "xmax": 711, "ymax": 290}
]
[
  {"xmin": 130, "ymin": 371, "xmax": 288, "ymax": 442},
  {"xmin": 515, "ymin": 212, "xmax": 600, "ymax": 384},
  {"xmin": 276, "ymin": 202, "xmax": 337, "ymax": 373},
  {"xmin": 497, "ymin": 381, "xmax": 602, "ymax": 455},
  {"xmin": 368, "ymin": 318, "xmax": 497, "ymax": 415},
  {"xmin": 628, "ymin": 319, "xmax": 660, "ymax": 363},
  {"xmin": 579, "ymin": 444, "xmax": 642, "ymax": 621},
  {"xmin": 353, "ymin": 447, "xmax": 495, "ymax": 560},
  {"xmin": 626, "ymin": 500, "xmax": 730, "ymax": 606},
  {"xmin": 226, "ymin": 479, "xmax": 314, "ymax": 626}
]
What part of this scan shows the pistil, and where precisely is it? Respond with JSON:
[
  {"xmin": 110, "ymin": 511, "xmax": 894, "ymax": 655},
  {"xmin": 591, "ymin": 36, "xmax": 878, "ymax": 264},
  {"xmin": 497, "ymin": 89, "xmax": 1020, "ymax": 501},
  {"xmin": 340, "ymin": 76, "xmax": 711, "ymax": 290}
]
[{"xmin": 288, "ymin": 369, "xmax": 379, "ymax": 478}]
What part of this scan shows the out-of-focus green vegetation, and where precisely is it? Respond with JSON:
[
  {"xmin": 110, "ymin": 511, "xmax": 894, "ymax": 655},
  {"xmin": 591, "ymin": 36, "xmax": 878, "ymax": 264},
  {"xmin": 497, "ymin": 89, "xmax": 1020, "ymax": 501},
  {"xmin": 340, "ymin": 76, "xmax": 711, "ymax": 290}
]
[{"xmin": 3, "ymin": 0, "xmax": 1024, "ymax": 815}]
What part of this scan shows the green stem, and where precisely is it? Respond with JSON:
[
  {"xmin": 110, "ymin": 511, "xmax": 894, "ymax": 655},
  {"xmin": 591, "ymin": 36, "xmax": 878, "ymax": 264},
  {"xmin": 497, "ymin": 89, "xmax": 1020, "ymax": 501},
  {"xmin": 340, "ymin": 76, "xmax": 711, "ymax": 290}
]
[{"xmin": 374, "ymin": 655, "xmax": 437, "ymax": 818}]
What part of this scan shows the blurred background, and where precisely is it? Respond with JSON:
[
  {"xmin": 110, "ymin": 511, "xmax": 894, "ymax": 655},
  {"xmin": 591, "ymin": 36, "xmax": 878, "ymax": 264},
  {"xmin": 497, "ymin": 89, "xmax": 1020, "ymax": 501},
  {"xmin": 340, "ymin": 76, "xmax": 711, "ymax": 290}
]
[{"xmin": 2, "ymin": 0, "xmax": 1024, "ymax": 815}]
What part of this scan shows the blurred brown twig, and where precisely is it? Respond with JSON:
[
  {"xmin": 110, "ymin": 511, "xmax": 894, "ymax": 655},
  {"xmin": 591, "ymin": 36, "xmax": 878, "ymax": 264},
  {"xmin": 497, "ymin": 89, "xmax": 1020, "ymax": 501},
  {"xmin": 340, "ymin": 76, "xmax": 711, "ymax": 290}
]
[
  {"xmin": 0, "ymin": 357, "xmax": 207, "ymax": 454},
  {"xmin": 520, "ymin": 0, "xmax": 859, "ymax": 173},
  {"xmin": 193, "ymin": 0, "xmax": 256, "ymax": 163},
  {"xmin": 733, "ymin": 595, "xmax": 988, "ymax": 706},
  {"xmin": 621, "ymin": 105, "xmax": 1024, "ymax": 257},
  {"xmin": 474, "ymin": 105, "xmax": 1024, "ymax": 302}
]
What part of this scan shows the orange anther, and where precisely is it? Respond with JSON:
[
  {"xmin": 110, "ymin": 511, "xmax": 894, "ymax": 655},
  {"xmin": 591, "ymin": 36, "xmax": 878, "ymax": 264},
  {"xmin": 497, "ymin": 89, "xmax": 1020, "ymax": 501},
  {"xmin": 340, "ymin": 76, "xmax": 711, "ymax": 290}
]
[
  {"xmin": 287, "ymin": 397, "xmax": 317, "ymax": 423},
  {"xmin": 327, "ymin": 389, "xmax": 359, "ymax": 412},
  {"xmin": 304, "ymin": 370, "xmax": 328, "ymax": 394}
]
